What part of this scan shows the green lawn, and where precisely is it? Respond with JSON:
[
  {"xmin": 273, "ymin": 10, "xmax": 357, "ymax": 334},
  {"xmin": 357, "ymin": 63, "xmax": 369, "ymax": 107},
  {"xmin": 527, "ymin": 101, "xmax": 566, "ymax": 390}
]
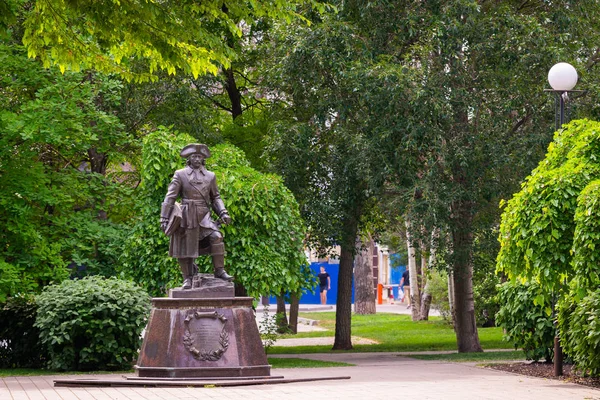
[
  {"xmin": 267, "ymin": 312, "xmax": 511, "ymax": 354},
  {"xmin": 408, "ymin": 350, "xmax": 524, "ymax": 362},
  {"xmin": 267, "ymin": 358, "xmax": 353, "ymax": 368}
]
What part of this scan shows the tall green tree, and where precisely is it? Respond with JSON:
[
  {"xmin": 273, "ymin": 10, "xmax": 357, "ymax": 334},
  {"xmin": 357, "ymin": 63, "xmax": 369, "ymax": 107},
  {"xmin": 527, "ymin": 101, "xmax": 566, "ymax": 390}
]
[
  {"xmin": 393, "ymin": 0, "xmax": 600, "ymax": 351},
  {"xmin": 262, "ymin": 0, "xmax": 600, "ymax": 352},
  {"xmin": 334, "ymin": 0, "xmax": 600, "ymax": 351},
  {"xmin": 262, "ymin": 14, "xmax": 393, "ymax": 349},
  {"xmin": 0, "ymin": 40, "xmax": 135, "ymax": 301}
]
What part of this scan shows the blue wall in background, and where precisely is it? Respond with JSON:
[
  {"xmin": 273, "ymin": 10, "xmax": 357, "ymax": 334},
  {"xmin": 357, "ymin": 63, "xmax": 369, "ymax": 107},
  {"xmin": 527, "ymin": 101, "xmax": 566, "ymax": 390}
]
[
  {"xmin": 269, "ymin": 262, "xmax": 353, "ymax": 305},
  {"xmin": 390, "ymin": 264, "xmax": 406, "ymax": 299},
  {"xmin": 389, "ymin": 253, "xmax": 406, "ymax": 299}
]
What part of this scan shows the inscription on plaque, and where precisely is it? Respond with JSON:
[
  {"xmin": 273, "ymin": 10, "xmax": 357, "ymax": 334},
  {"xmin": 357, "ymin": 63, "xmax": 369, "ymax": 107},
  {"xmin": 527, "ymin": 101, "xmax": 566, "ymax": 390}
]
[{"xmin": 183, "ymin": 311, "xmax": 229, "ymax": 361}]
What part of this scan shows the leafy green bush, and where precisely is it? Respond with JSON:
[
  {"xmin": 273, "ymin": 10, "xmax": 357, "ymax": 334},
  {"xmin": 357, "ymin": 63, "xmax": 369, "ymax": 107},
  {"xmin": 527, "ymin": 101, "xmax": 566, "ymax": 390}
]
[
  {"xmin": 495, "ymin": 281, "xmax": 554, "ymax": 362},
  {"xmin": 498, "ymin": 120, "xmax": 600, "ymax": 295},
  {"xmin": 473, "ymin": 269, "xmax": 501, "ymax": 327},
  {"xmin": 472, "ymin": 227, "xmax": 502, "ymax": 327},
  {"xmin": 571, "ymin": 179, "xmax": 600, "ymax": 288},
  {"xmin": 35, "ymin": 276, "xmax": 150, "ymax": 371},
  {"xmin": 427, "ymin": 270, "xmax": 451, "ymax": 322},
  {"xmin": 0, "ymin": 296, "xmax": 47, "ymax": 368},
  {"xmin": 558, "ymin": 288, "xmax": 600, "ymax": 376}
]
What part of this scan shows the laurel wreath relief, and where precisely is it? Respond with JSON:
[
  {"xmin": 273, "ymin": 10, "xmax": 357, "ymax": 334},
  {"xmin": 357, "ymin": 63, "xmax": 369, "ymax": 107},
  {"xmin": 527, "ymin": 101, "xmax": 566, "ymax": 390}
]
[{"xmin": 183, "ymin": 311, "xmax": 229, "ymax": 361}]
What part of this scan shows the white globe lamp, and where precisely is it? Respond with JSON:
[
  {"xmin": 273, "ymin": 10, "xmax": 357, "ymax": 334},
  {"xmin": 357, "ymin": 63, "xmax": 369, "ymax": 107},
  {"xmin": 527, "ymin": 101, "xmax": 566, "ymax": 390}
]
[{"xmin": 548, "ymin": 62, "xmax": 578, "ymax": 91}]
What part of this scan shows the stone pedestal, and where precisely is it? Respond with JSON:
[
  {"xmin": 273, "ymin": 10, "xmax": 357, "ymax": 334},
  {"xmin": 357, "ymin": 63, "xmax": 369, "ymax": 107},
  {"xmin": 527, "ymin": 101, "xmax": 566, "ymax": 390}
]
[{"xmin": 135, "ymin": 281, "xmax": 270, "ymax": 379}]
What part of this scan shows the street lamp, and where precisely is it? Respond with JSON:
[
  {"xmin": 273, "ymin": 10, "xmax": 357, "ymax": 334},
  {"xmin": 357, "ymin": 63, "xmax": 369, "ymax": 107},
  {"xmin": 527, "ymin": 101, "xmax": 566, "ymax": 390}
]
[
  {"xmin": 546, "ymin": 62, "xmax": 581, "ymax": 377},
  {"xmin": 547, "ymin": 62, "xmax": 579, "ymax": 130}
]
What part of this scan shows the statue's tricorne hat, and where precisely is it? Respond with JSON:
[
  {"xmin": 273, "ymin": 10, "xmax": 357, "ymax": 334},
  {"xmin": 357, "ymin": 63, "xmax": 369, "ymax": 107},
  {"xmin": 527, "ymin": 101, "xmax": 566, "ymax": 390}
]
[{"xmin": 180, "ymin": 143, "xmax": 211, "ymax": 159}]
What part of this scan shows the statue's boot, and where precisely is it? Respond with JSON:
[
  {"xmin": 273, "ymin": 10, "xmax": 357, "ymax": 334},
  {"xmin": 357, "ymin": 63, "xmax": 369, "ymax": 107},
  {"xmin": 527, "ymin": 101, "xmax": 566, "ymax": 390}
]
[
  {"xmin": 179, "ymin": 258, "xmax": 194, "ymax": 289},
  {"xmin": 211, "ymin": 243, "xmax": 233, "ymax": 281}
]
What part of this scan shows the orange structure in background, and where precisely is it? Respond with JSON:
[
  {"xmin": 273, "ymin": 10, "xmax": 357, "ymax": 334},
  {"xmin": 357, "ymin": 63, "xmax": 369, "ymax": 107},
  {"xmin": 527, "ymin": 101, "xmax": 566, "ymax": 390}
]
[{"xmin": 377, "ymin": 283, "xmax": 398, "ymax": 305}]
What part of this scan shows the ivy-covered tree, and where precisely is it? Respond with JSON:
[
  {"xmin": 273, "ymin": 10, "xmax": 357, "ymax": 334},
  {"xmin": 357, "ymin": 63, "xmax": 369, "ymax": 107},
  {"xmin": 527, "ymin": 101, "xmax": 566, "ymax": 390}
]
[
  {"xmin": 497, "ymin": 119, "xmax": 600, "ymax": 294},
  {"xmin": 498, "ymin": 119, "xmax": 600, "ymax": 373},
  {"xmin": 121, "ymin": 127, "xmax": 314, "ymax": 298}
]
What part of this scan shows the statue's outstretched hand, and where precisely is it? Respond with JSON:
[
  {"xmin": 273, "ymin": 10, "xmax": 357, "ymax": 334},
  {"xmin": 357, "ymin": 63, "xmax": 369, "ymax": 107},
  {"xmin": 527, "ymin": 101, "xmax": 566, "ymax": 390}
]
[{"xmin": 160, "ymin": 218, "xmax": 168, "ymax": 232}]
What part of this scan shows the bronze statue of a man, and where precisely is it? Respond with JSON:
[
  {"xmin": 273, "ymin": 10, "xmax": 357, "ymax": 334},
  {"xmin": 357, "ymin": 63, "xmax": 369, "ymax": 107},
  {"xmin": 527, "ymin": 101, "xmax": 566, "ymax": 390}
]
[{"xmin": 160, "ymin": 144, "xmax": 233, "ymax": 289}]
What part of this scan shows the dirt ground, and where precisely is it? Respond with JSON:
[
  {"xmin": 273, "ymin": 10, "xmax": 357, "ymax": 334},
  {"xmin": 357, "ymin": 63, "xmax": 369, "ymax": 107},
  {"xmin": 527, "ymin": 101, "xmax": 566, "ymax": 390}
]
[{"xmin": 486, "ymin": 362, "xmax": 600, "ymax": 389}]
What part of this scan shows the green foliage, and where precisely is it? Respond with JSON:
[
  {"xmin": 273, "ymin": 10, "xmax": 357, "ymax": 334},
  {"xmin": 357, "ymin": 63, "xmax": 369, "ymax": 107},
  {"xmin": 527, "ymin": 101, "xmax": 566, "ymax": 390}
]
[
  {"xmin": 0, "ymin": 260, "xmax": 38, "ymax": 303},
  {"xmin": 118, "ymin": 74, "xmax": 227, "ymax": 145},
  {"xmin": 16, "ymin": 0, "xmax": 328, "ymax": 82},
  {"xmin": 557, "ymin": 288, "xmax": 600, "ymax": 376},
  {"xmin": 426, "ymin": 270, "xmax": 451, "ymax": 322},
  {"xmin": 261, "ymin": 0, "xmax": 600, "ymax": 349},
  {"xmin": 264, "ymin": 15, "xmax": 386, "ymax": 251},
  {"xmin": 258, "ymin": 306, "xmax": 279, "ymax": 353},
  {"xmin": 0, "ymin": 42, "xmax": 136, "ymax": 300},
  {"xmin": 495, "ymin": 281, "xmax": 554, "ymax": 362},
  {"xmin": 473, "ymin": 271, "xmax": 501, "ymax": 328},
  {"xmin": 0, "ymin": 296, "xmax": 47, "ymax": 368},
  {"xmin": 120, "ymin": 127, "xmax": 192, "ymax": 295},
  {"xmin": 571, "ymin": 179, "xmax": 600, "ymax": 288},
  {"xmin": 34, "ymin": 276, "xmax": 150, "ymax": 371},
  {"xmin": 211, "ymin": 146, "xmax": 313, "ymax": 297},
  {"xmin": 472, "ymin": 229, "xmax": 502, "ymax": 327},
  {"xmin": 497, "ymin": 119, "xmax": 600, "ymax": 373},
  {"xmin": 428, "ymin": 238, "xmax": 502, "ymax": 328},
  {"xmin": 498, "ymin": 120, "xmax": 600, "ymax": 295},
  {"xmin": 121, "ymin": 127, "xmax": 314, "ymax": 298}
]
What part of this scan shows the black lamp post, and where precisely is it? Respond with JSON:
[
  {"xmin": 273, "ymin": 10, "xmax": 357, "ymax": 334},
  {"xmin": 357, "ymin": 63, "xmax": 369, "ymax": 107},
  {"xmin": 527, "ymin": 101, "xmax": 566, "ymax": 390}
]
[
  {"xmin": 547, "ymin": 62, "xmax": 579, "ymax": 129},
  {"xmin": 546, "ymin": 62, "xmax": 580, "ymax": 377}
]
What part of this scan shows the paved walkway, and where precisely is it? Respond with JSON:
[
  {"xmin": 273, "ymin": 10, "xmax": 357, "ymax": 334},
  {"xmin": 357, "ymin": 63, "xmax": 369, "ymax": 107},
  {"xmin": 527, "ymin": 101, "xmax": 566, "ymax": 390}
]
[
  {"xmin": 2, "ymin": 304, "xmax": 599, "ymax": 399},
  {"xmin": 2, "ymin": 353, "xmax": 599, "ymax": 400}
]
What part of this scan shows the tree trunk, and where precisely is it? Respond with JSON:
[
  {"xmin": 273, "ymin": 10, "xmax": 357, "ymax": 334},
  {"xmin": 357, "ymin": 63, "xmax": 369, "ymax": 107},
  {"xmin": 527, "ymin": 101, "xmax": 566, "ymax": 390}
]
[
  {"xmin": 288, "ymin": 292, "xmax": 299, "ymax": 334},
  {"xmin": 420, "ymin": 229, "xmax": 439, "ymax": 321},
  {"xmin": 234, "ymin": 283, "xmax": 248, "ymax": 297},
  {"xmin": 354, "ymin": 236, "xmax": 376, "ymax": 315},
  {"xmin": 87, "ymin": 147, "xmax": 109, "ymax": 219},
  {"xmin": 87, "ymin": 147, "xmax": 108, "ymax": 175},
  {"xmin": 275, "ymin": 294, "xmax": 289, "ymax": 334},
  {"xmin": 419, "ymin": 248, "xmax": 431, "ymax": 321},
  {"xmin": 224, "ymin": 68, "xmax": 243, "ymax": 120},
  {"xmin": 451, "ymin": 202, "xmax": 482, "ymax": 352},
  {"xmin": 333, "ymin": 244, "xmax": 355, "ymax": 350},
  {"xmin": 405, "ymin": 220, "xmax": 421, "ymax": 321},
  {"xmin": 447, "ymin": 269, "xmax": 455, "ymax": 324}
]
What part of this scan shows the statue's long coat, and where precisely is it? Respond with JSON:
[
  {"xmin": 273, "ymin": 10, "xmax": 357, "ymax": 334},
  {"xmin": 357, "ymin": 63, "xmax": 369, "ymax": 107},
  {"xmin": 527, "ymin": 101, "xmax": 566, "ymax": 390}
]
[{"xmin": 162, "ymin": 165, "xmax": 227, "ymax": 258}]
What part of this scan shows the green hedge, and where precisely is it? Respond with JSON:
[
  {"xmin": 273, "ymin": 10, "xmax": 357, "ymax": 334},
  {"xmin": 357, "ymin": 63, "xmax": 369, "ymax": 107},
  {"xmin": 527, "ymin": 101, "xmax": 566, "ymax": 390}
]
[
  {"xmin": 495, "ymin": 281, "xmax": 555, "ymax": 362},
  {"xmin": 0, "ymin": 296, "xmax": 47, "ymax": 368},
  {"xmin": 35, "ymin": 276, "xmax": 150, "ymax": 371},
  {"xmin": 558, "ymin": 288, "xmax": 600, "ymax": 376}
]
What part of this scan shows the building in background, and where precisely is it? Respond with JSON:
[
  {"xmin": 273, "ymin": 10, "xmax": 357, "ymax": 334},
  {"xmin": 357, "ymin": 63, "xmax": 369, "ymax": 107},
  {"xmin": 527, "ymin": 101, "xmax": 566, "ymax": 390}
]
[{"xmin": 268, "ymin": 241, "xmax": 405, "ymax": 305}]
